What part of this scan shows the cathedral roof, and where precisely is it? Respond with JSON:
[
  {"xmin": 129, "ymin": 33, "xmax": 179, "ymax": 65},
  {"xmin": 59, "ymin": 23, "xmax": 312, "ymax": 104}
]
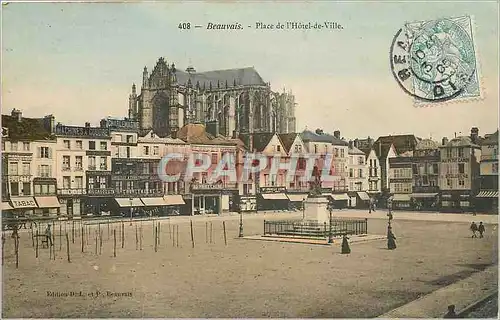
[{"xmin": 176, "ymin": 67, "xmax": 267, "ymax": 88}]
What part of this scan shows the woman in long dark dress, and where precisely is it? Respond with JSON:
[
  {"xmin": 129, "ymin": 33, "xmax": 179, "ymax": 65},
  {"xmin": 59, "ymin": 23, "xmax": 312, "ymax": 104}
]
[
  {"xmin": 387, "ymin": 225, "xmax": 396, "ymax": 250},
  {"xmin": 341, "ymin": 234, "xmax": 351, "ymax": 254}
]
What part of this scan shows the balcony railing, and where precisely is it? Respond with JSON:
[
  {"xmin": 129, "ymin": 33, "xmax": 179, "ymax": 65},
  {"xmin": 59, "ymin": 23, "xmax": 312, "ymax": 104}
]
[
  {"xmin": 332, "ymin": 186, "xmax": 349, "ymax": 192},
  {"xmin": 115, "ymin": 189, "xmax": 163, "ymax": 197},
  {"xmin": 88, "ymin": 165, "xmax": 97, "ymax": 170},
  {"xmin": 58, "ymin": 188, "xmax": 87, "ymax": 195},
  {"xmin": 287, "ymin": 186, "xmax": 310, "ymax": 192},
  {"xmin": 87, "ymin": 188, "xmax": 115, "ymax": 196},
  {"xmin": 190, "ymin": 182, "xmax": 238, "ymax": 191},
  {"xmin": 73, "ymin": 166, "xmax": 84, "ymax": 172}
]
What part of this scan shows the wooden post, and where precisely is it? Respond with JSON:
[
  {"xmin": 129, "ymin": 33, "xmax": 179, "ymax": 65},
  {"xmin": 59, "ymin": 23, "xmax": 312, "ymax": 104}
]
[
  {"xmin": 72, "ymin": 221, "xmax": 75, "ymax": 243},
  {"xmin": 205, "ymin": 222, "xmax": 208, "ymax": 244},
  {"xmin": 66, "ymin": 233, "xmax": 71, "ymax": 263},
  {"xmin": 15, "ymin": 234, "xmax": 19, "ymax": 268},
  {"xmin": 135, "ymin": 225, "xmax": 138, "ymax": 250},
  {"xmin": 31, "ymin": 225, "xmax": 34, "ymax": 247},
  {"xmin": 190, "ymin": 220, "xmax": 195, "ymax": 248},
  {"xmin": 223, "ymin": 221, "xmax": 227, "ymax": 246},
  {"xmin": 139, "ymin": 225, "xmax": 143, "ymax": 251},
  {"xmin": 176, "ymin": 225, "xmax": 179, "ymax": 248},
  {"xmin": 107, "ymin": 221, "xmax": 110, "ymax": 240},
  {"xmin": 154, "ymin": 226, "xmax": 158, "ymax": 253},
  {"xmin": 169, "ymin": 219, "xmax": 172, "ymax": 239},
  {"xmin": 95, "ymin": 234, "xmax": 98, "ymax": 255},
  {"xmin": 172, "ymin": 224, "xmax": 175, "ymax": 247},
  {"xmin": 158, "ymin": 222, "xmax": 161, "ymax": 246},
  {"xmin": 81, "ymin": 226, "xmax": 85, "ymax": 253},
  {"xmin": 59, "ymin": 223, "xmax": 62, "ymax": 251},
  {"xmin": 113, "ymin": 229, "xmax": 117, "ymax": 257},
  {"xmin": 99, "ymin": 230, "xmax": 103, "ymax": 255},
  {"xmin": 1, "ymin": 233, "xmax": 5, "ymax": 265},
  {"xmin": 121, "ymin": 223, "xmax": 124, "ymax": 249},
  {"xmin": 210, "ymin": 221, "xmax": 213, "ymax": 244},
  {"xmin": 35, "ymin": 230, "xmax": 39, "ymax": 258}
]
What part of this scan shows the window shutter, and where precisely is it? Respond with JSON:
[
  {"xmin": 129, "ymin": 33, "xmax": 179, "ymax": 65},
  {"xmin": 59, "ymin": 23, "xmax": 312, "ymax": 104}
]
[
  {"xmin": 49, "ymin": 165, "xmax": 52, "ymax": 177},
  {"xmin": 37, "ymin": 165, "xmax": 41, "ymax": 177},
  {"xmin": 37, "ymin": 147, "xmax": 42, "ymax": 158},
  {"xmin": 48, "ymin": 147, "xmax": 53, "ymax": 159}
]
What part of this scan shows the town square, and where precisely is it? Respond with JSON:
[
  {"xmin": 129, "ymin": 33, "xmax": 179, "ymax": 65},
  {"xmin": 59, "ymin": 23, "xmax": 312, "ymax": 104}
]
[{"xmin": 1, "ymin": 1, "xmax": 498, "ymax": 319}]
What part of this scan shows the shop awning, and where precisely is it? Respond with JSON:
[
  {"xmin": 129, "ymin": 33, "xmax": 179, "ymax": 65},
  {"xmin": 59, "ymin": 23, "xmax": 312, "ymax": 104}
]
[
  {"xmin": 393, "ymin": 194, "xmax": 411, "ymax": 201},
  {"xmin": 2, "ymin": 202, "xmax": 14, "ymax": 210},
  {"xmin": 261, "ymin": 193, "xmax": 289, "ymax": 200},
  {"xmin": 322, "ymin": 193, "xmax": 333, "ymax": 198},
  {"xmin": 164, "ymin": 195, "xmax": 186, "ymax": 205},
  {"xmin": 287, "ymin": 194, "xmax": 308, "ymax": 202},
  {"xmin": 35, "ymin": 196, "xmax": 61, "ymax": 208},
  {"xmin": 411, "ymin": 193, "xmax": 438, "ymax": 198},
  {"xmin": 115, "ymin": 198, "xmax": 144, "ymax": 207},
  {"xmin": 476, "ymin": 190, "xmax": 499, "ymax": 198},
  {"xmin": 331, "ymin": 193, "xmax": 349, "ymax": 201},
  {"xmin": 357, "ymin": 192, "xmax": 370, "ymax": 201},
  {"xmin": 10, "ymin": 197, "xmax": 38, "ymax": 209},
  {"xmin": 141, "ymin": 197, "xmax": 169, "ymax": 207}
]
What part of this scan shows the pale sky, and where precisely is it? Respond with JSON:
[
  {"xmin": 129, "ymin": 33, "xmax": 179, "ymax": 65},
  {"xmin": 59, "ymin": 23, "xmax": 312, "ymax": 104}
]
[{"xmin": 2, "ymin": 1, "xmax": 499, "ymax": 141}]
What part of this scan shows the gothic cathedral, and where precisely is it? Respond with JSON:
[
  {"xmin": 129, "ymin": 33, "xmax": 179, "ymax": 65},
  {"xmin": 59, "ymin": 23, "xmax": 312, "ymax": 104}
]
[{"xmin": 128, "ymin": 57, "xmax": 297, "ymax": 137}]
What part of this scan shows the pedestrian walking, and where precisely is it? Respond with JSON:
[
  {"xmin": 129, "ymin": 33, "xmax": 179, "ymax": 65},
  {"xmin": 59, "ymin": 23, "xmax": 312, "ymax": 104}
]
[
  {"xmin": 387, "ymin": 224, "xmax": 396, "ymax": 250},
  {"xmin": 444, "ymin": 305, "xmax": 458, "ymax": 318},
  {"xmin": 45, "ymin": 224, "xmax": 53, "ymax": 246},
  {"xmin": 478, "ymin": 222, "xmax": 485, "ymax": 238},
  {"xmin": 369, "ymin": 198, "xmax": 372, "ymax": 213},
  {"xmin": 341, "ymin": 234, "xmax": 351, "ymax": 254},
  {"xmin": 470, "ymin": 222, "xmax": 478, "ymax": 238}
]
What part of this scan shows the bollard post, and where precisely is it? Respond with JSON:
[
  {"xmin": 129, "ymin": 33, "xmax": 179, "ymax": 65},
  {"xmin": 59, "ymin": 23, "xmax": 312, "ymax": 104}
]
[
  {"xmin": 121, "ymin": 223, "xmax": 124, "ymax": 249},
  {"xmin": 154, "ymin": 226, "xmax": 158, "ymax": 253},
  {"xmin": 135, "ymin": 225, "xmax": 138, "ymax": 250},
  {"xmin": 35, "ymin": 230, "xmax": 39, "ymax": 258},
  {"xmin": 66, "ymin": 233, "xmax": 71, "ymax": 263},
  {"xmin": 81, "ymin": 226, "xmax": 84, "ymax": 253},
  {"xmin": 113, "ymin": 229, "xmax": 117, "ymax": 257},
  {"xmin": 223, "ymin": 221, "xmax": 227, "ymax": 246},
  {"xmin": 14, "ymin": 235, "xmax": 19, "ymax": 268},
  {"xmin": 190, "ymin": 220, "xmax": 195, "ymax": 248}
]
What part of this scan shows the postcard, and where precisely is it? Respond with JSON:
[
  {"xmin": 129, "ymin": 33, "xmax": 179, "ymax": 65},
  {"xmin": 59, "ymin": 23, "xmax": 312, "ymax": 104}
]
[{"xmin": 1, "ymin": 1, "xmax": 498, "ymax": 318}]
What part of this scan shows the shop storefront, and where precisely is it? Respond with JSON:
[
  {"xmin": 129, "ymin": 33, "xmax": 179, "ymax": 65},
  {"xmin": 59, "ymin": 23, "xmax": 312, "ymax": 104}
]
[
  {"xmin": 331, "ymin": 193, "xmax": 349, "ymax": 209},
  {"xmin": 392, "ymin": 193, "xmax": 411, "ymax": 209},
  {"xmin": 475, "ymin": 190, "xmax": 499, "ymax": 214},
  {"xmin": 258, "ymin": 187, "xmax": 290, "ymax": 211},
  {"xmin": 287, "ymin": 193, "xmax": 308, "ymax": 211},
  {"xmin": 10, "ymin": 196, "xmax": 38, "ymax": 216},
  {"xmin": 34, "ymin": 196, "xmax": 60, "ymax": 216},
  {"xmin": 114, "ymin": 198, "xmax": 145, "ymax": 217},
  {"xmin": 410, "ymin": 193, "xmax": 439, "ymax": 211},
  {"xmin": 440, "ymin": 191, "xmax": 473, "ymax": 212}
]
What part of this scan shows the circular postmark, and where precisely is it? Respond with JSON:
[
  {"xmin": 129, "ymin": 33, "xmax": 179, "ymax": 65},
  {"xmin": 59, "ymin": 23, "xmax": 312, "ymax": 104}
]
[{"xmin": 390, "ymin": 18, "xmax": 477, "ymax": 102}]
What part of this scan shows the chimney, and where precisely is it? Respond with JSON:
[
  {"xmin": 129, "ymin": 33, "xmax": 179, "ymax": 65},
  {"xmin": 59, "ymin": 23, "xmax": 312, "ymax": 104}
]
[
  {"xmin": 354, "ymin": 139, "xmax": 359, "ymax": 148},
  {"xmin": 368, "ymin": 136, "xmax": 374, "ymax": 147},
  {"xmin": 232, "ymin": 130, "xmax": 238, "ymax": 139},
  {"xmin": 85, "ymin": 122, "xmax": 91, "ymax": 128},
  {"xmin": 11, "ymin": 109, "xmax": 22, "ymax": 122},
  {"xmin": 315, "ymin": 128, "xmax": 323, "ymax": 135},
  {"xmin": 470, "ymin": 127, "xmax": 479, "ymax": 143},
  {"xmin": 348, "ymin": 140, "xmax": 354, "ymax": 149},
  {"xmin": 171, "ymin": 129, "xmax": 177, "ymax": 139},
  {"xmin": 442, "ymin": 137, "xmax": 449, "ymax": 146},
  {"xmin": 334, "ymin": 130, "xmax": 340, "ymax": 139},
  {"xmin": 43, "ymin": 115, "xmax": 55, "ymax": 134}
]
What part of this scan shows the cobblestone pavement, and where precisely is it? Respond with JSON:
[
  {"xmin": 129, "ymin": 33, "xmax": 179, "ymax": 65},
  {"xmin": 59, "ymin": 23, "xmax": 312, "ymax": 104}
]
[{"xmin": 462, "ymin": 293, "xmax": 498, "ymax": 318}]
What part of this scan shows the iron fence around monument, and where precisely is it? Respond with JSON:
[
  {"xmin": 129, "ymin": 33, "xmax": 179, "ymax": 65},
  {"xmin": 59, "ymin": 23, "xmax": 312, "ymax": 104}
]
[{"xmin": 263, "ymin": 218, "xmax": 368, "ymax": 238}]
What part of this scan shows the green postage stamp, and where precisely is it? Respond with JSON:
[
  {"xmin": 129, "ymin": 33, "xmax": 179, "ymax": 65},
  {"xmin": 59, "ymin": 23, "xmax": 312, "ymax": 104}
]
[{"xmin": 390, "ymin": 15, "xmax": 482, "ymax": 106}]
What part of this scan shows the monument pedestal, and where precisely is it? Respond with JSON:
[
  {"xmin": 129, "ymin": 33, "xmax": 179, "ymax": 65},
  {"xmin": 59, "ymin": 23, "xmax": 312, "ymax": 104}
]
[{"xmin": 303, "ymin": 196, "xmax": 330, "ymax": 223}]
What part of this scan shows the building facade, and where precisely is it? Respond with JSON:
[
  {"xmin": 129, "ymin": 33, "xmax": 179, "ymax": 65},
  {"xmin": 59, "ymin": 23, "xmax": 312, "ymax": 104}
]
[
  {"xmin": 439, "ymin": 132, "xmax": 481, "ymax": 212},
  {"xmin": 127, "ymin": 58, "xmax": 296, "ymax": 138},
  {"xmin": 411, "ymin": 139, "xmax": 440, "ymax": 211},
  {"xmin": 347, "ymin": 141, "xmax": 370, "ymax": 208},
  {"xmin": 1, "ymin": 110, "xmax": 60, "ymax": 217},
  {"xmin": 476, "ymin": 130, "xmax": 498, "ymax": 213},
  {"xmin": 388, "ymin": 153, "xmax": 414, "ymax": 210}
]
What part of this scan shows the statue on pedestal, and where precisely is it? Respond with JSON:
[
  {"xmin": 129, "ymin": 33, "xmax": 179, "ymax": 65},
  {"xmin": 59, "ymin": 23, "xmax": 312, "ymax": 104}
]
[{"xmin": 309, "ymin": 165, "xmax": 322, "ymax": 197}]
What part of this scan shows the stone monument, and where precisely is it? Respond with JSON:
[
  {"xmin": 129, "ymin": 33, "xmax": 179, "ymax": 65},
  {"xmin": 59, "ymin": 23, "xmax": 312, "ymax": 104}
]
[{"xmin": 303, "ymin": 165, "xmax": 330, "ymax": 223}]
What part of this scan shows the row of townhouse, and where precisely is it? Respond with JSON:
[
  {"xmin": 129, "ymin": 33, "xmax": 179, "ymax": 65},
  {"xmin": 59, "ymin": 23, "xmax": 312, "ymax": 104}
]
[
  {"xmin": 354, "ymin": 128, "xmax": 498, "ymax": 213},
  {"xmin": 2, "ymin": 108, "xmax": 497, "ymax": 217}
]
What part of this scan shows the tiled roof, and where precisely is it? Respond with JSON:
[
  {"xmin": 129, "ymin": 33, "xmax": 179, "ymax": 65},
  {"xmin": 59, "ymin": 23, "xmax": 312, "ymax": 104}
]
[
  {"xmin": 348, "ymin": 146, "xmax": 365, "ymax": 155},
  {"xmin": 442, "ymin": 136, "xmax": 479, "ymax": 148},
  {"xmin": 176, "ymin": 67, "xmax": 266, "ymax": 88},
  {"xmin": 1, "ymin": 114, "xmax": 54, "ymax": 141},
  {"xmin": 300, "ymin": 130, "xmax": 349, "ymax": 146},
  {"xmin": 252, "ymin": 132, "xmax": 276, "ymax": 152},
  {"xmin": 278, "ymin": 133, "xmax": 298, "ymax": 153},
  {"xmin": 176, "ymin": 124, "xmax": 213, "ymax": 144},
  {"xmin": 373, "ymin": 142, "xmax": 394, "ymax": 159},
  {"xmin": 375, "ymin": 134, "xmax": 419, "ymax": 154},
  {"xmin": 415, "ymin": 139, "xmax": 439, "ymax": 150},
  {"xmin": 481, "ymin": 130, "xmax": 498, "ymax": 146}
]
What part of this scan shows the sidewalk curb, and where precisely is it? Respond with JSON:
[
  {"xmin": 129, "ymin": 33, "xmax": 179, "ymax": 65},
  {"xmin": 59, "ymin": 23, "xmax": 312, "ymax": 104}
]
[{"xmin": 457, "ymin": 290, "xmax": 498, "ymax": 317}]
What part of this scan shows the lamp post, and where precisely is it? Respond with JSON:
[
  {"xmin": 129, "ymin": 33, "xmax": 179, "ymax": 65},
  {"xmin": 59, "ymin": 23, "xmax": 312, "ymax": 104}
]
[
  {"xmin": 129, "ymin": 197, "xmax": 133, "ymax": 226},
  {"xmin": 302, "ymin": 199, "xmax": 306, "ymax": 220},
  {"xmin": 238, "ymin": 202, "xmax": 244, "ymax": 238},
  {"xmin": 328, "ymin": 206, "xmax": 333, "ymax": 243}
]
